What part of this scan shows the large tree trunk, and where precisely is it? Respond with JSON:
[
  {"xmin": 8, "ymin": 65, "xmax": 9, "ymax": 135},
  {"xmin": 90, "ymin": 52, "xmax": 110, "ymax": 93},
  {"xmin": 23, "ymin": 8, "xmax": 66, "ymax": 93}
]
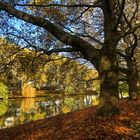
[
  {"xmin": 95, "ymin": 0, "xmax": 120, "ymax": 116},
  {"xmin": 96, "ymin": 42, "xmax": 120, "ymax": 117},
  {"xmin": 97, "ymin": 33, "xmax": 120, "ymax": 116}
]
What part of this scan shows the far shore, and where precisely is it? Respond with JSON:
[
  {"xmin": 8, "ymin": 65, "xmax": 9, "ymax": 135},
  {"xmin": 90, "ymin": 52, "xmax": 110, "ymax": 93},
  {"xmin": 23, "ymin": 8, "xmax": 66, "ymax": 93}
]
[{"xmin": 0, "ymin": 92, "xmax": 99, "ymax": 100}]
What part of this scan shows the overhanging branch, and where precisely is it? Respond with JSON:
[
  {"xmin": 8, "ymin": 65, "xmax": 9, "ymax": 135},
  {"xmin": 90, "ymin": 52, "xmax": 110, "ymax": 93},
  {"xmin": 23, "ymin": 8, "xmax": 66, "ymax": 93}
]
[
  {"xmin": 0, "ymin": 2, "xmax": 100, "ymax": 64},
  {"xmin": 14, "ymin": 1, "xmax": 102, "ymax": 8}
]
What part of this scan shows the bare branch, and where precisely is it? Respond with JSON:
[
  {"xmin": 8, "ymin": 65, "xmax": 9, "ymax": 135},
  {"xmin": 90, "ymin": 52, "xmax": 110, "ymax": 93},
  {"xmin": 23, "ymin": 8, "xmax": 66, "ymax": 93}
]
[
  {"xmin": 123, "ymin": 23, "xmax": 140, "ymax": 37},
  {"xmin": 121, "ymin": 14, "xmax": 138, "ymax": 57},
  {"xmin": 114, "ymin": 0, "xmax": 125, "ymax": 31},
  {"xmin": 130, "ymin": 33, "xmax": 138, "ymax": 57},
  {"xmin": 71, "ymin": 7, "xmax": 90, "ymax": 22}
]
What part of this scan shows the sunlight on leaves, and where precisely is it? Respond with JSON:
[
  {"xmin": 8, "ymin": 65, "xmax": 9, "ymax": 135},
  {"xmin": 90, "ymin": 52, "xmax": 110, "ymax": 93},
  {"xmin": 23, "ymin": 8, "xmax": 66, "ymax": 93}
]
[
  {"xmin": 0, "ymin": 83, "xmax": 8, "ymax": 99},
  {"xmin": 114, "ymin": 126, "xmax": 133, "ymax": 135}
]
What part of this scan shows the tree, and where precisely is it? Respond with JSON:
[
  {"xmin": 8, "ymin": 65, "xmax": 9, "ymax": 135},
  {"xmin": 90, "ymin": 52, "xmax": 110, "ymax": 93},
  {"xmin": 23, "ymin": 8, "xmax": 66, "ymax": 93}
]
[
  {"xmin": 0, "ymin": 0, "xmax": 140, "ymax": 116},
  {"xmin": 0, "ymin": 37, "xmax": 22, "ymax": 86},
  {"xmin": 118, "ymin": 33, "xmax": 140, "ymax": 99},
  {"xmin": 44, "ymin": 55, "xmax": 99, "ymax": 94},
  {"xmin": 117, "ymin": 1, "xmax": 140, "ymax": 99}
]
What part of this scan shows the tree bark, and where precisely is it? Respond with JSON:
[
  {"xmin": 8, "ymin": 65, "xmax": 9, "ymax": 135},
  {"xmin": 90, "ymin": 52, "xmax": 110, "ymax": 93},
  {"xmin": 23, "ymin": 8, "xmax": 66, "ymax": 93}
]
[
  {"xmin": 96, "ymin": 44, "xmax": 120, "ymax": 116},
  {"xmin": 128, "ymin": 75, "xmax": 139, "ymax": 100}
]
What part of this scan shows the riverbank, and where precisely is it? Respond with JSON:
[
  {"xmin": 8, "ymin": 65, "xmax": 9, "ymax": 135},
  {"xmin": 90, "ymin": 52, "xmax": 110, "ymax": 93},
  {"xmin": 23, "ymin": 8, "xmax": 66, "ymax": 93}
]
[
  {"xmin": 8, "ymin": 92, "xmax": 98, "ymax": 99},
  {"xmin": 0, "ymin": 99, "xmax": 139, "ymax": 140}
]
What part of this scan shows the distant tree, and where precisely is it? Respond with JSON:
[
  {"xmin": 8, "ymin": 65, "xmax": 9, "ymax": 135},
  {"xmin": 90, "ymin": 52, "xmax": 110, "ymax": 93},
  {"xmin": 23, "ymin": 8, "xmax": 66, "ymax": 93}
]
[
  {"xmin": 0, "ymin": 39, "xmax": 98, "ymax": 95},
  {"xmin": 44, "ymin": 55, "xmax": 99, "ymax": 94}
]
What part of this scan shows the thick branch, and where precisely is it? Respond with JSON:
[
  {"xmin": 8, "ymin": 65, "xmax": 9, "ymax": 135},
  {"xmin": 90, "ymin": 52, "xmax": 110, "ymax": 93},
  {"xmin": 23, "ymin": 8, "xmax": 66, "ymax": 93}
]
[
  {"xmin": 14, "ymin": 2, "xmax": 102, "ymax": 8},
  {"xmin": 0, "ymin": 2, "xmax": 100, "ymax": 64},
  {"xmin": 79, "ymin": 34, "xmax": 103, "ymax": 45}
]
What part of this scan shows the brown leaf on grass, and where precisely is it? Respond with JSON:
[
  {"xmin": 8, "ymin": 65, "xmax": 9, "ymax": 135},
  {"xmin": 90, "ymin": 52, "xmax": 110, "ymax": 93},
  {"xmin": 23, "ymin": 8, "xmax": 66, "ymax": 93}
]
[{"xmin": 114, "ymin": 126, "xmax": 133, "ymax": 135}]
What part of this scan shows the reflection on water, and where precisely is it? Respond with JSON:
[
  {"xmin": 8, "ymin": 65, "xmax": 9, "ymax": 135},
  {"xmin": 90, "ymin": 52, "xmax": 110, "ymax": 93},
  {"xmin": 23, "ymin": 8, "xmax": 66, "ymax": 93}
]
[
  {"xmin": 21, "ymin": 98, "xmax": 36, "ymax": 113},
  {"xmin": 0, "ymin": 100, "xmax": 8, "ymax": 116},
  {"xmin": 0, "ymin": 95, "xmax": 99, "ymax": 129}
]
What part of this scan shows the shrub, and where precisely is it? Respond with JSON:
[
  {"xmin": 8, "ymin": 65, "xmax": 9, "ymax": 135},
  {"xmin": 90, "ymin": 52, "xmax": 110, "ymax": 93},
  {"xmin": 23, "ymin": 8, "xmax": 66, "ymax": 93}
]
[{"xmin": 0, "ymin": 100, "xmax": 8, "ymax": 116}]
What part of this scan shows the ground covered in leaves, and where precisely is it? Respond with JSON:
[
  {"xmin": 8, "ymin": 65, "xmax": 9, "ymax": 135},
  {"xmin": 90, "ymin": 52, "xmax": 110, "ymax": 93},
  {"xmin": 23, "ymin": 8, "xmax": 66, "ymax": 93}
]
[{"xmin": 0, "ymin": 99, "xmax": 140, "ymax": 140}]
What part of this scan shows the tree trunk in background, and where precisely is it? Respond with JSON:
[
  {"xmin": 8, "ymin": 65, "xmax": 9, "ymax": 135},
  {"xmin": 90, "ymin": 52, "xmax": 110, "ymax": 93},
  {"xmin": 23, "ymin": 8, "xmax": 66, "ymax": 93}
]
[
  {"xmin": 127, "ymin": 58, "xmax": 140, "ymax": 99},
  {"xmin": 133, "ymin": 58, "xmax": 140, "ymax": 99},
  {"xmin": 128, "ymin": 72, "xmax": 139, "ymax": 99},
  {"xmin": 138, "ymin": 70, "xmax": 140, "ymax": 99}
]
